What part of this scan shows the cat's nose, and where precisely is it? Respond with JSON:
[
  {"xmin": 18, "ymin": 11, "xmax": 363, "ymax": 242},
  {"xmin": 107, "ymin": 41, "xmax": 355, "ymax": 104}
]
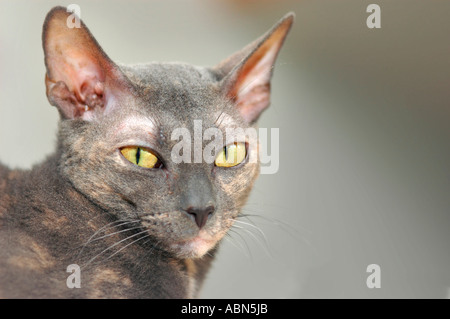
[{"xmin": 185, "ymin": 206, "xmax": 215, "ymax": 229}]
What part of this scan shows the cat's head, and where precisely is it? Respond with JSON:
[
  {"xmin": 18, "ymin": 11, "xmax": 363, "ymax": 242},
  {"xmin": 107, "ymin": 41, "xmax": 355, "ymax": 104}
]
[{"xmin": 42, "ymin": 7, "xmax": 293, "ymax": 259}]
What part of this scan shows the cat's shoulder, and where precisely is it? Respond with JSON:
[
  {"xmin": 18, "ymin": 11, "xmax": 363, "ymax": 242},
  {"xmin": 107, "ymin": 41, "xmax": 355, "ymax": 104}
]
[
  {"xmin": 0, "ymin": 163, "xmax": 23, "ymax": 188},
  {"xmin": 0, "ymin": 162, "xmax": 9, "ymax": 173},
  {"xmin": 0, "ymin": 163, "xmax": 22, "ymax": 217},
  {"xmin": 0, "ymin": 163, "xmax": 9, "ymax": 218},
  {"xmin": 0, "ymin": 162, "xmax": 9, "ymax": 190}
]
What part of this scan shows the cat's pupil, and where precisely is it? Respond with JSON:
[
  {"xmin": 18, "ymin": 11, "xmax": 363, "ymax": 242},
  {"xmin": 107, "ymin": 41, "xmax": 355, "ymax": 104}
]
[{"xmin": 136, "ymin": 147, "xmax": 141, "ymax": 165}]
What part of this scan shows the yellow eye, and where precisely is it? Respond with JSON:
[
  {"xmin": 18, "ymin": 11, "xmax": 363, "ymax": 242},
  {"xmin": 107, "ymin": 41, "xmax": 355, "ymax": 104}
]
[
  {"xmin": 215, "ymin": 143, "xmax": 247, "ymax": 168},
  {"xmin": 120, "ymin": 146, "xmax": 161, "ymax": 169}
]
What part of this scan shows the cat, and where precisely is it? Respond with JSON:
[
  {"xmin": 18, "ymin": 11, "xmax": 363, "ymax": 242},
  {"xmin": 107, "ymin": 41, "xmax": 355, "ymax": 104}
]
[{"xmin": 0, "ymin": 6, "xmax": 293, "ymax": 298}]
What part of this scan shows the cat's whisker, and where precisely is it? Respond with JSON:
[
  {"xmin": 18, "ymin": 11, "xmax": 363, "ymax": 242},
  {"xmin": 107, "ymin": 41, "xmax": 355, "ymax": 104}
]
[
  {"xmin": 243, "ymin": 199, "xmax": 300, "ymax": 216},
  {"xmin": 240, "ymin": 212, "xmax": 309, "ymax": 237},
  {"xmin": 81, "ymin": 229, "xmax": 149, "ymax": 269},
  {"xmin": 89, "ymin": 219, "xmax": 132, "ymax": 235},
  {"xmin": 76, "ymin": 219, "xmax": 140, "ymax": 258},
  {"xmin": 101, "ymin": 233, "xmax": 151, "ymax": 263},
  {"xmin": 227, "ymin": 228, "xmax": 253, "ymax": 261},
  {"xmin": 224, "ymin": 232, "xmax": 251, "ymax": 259},
  {"xmin": 231, "ymin": 224, "xmax": 273, "ymax": 259},
  {"xmin": 238, "ymin": 212, "xmax": 315, "ymax": 250},
  {"xmin": 224, "ymin": 229, "xmax": 253, "ymax": 260},
  {"xmin": 232, "ymin": 219, "xmax": 270, "ymax": 248},
  {"xmin": 89, "ymin": 219, "xmax": 139, "ymax": 240},
  {"xmin": 97, "ymin": 220, "xmax": 141, "ymax": 236},
  {"xmin": 240, "ymin": 205, "xmax": 294, "ymax": 225},
  {"xmin": 84, "ymin": 226, "xmax": 143, "ymax": 245}
]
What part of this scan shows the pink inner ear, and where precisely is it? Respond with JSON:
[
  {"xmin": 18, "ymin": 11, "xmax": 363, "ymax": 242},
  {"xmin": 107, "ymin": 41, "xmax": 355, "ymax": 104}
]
[
  {"xmin": 231, "ymin": 44, "xmax": 280, "ymax": 123},
  {"xmin": 224, "ymin": 14, "xmax": 293, "ymax": 123},
  {"xmin": 43, "ymin": 7, "xmax": 122, "ymax": 120},
  {"xmin": 235, "ymin": 85, "xmax": 271, "ymax": 123},
  {"xmin": 50, "ymin": 49, "xmax": 106, "ymax": 104},
  {"xmin": 234, "ymin": 45, "xmax": 278, "ymax": 96},
  {"xmin": 45, "ymin": 50, "xmax": 107, "ymax": 119}
]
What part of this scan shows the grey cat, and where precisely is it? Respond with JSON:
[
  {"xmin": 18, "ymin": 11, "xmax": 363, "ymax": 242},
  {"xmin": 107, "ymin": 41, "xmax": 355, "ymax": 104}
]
[{"xmin": 0, "ymin": 6, "xmax": 293, "ymax": 298}]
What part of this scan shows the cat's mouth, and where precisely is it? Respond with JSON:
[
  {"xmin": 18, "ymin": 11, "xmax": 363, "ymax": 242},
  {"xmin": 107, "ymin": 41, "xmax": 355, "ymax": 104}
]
[{"xmin": 169, "ymin": 230, "xmax": 219, "ymax": 259}]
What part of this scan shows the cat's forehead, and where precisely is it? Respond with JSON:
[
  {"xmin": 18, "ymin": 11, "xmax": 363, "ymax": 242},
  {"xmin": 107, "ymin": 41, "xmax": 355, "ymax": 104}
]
[
  {"xmin": 122, "ymin": 62, "xmax": 216, "ymax": 81},
  {"xmin": 120, "ymin": 62, "xmax": 218, "ymax": 99},
  {"xmin": 118, "ymin": 62, "xmax": 244, "ymax": 129}
]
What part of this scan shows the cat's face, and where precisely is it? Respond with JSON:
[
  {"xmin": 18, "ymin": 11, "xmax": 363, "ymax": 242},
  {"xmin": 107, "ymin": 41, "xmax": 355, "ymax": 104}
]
[
  {"xmin": 58, "ymin": 64, "xmax": 260, "ymax": 258},
  {"xmin": 43, "ymin": 7, "xmax": 293, "ymax": 259}
]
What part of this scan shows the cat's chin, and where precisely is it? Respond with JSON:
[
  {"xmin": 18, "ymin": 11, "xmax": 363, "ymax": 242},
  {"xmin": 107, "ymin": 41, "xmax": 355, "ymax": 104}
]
[{"xmin": 169, "ymin": 231, "xmax": 218, "ymax": 259}]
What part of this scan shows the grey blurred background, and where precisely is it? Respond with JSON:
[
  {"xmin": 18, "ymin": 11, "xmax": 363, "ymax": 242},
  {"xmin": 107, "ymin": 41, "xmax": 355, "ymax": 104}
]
[{"xmin": 1, "ymin": 0, "xmax": 449, "ymax": 298}]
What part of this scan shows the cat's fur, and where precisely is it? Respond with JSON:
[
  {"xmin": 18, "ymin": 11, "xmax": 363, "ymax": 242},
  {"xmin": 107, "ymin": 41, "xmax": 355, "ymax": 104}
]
[{"xmin": 0, "ymin": 7, "xmax": 293, "ymax": 298}]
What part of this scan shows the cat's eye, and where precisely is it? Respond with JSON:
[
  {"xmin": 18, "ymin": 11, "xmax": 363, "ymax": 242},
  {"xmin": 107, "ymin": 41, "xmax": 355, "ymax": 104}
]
[
  {"xmin": 120, "ymin": 146, "xmax": 162, "ymax": 169},
  {"xmin": 215, "ymin": 142, "xmax": 247, "ymax": 168}
]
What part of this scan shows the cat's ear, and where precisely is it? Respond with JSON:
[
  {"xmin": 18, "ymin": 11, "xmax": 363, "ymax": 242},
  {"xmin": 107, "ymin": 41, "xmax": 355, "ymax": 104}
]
[
  {"xmin": 42, "ymin": 6, "xmax": 128, "ymax": 120},
  {"xmin": 215, "ymin": 13, "xmax": 294, "ymax": 124}
]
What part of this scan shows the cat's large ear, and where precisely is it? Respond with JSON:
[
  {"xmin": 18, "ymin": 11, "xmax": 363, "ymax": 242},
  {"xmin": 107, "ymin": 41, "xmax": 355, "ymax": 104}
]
[
  {"xmin": 215, "ymin": 13, "xmax": 294, "ymax": 124},
  {"xmin": 42, "ymin": 6, "xmax": 128, "ymax": 120}
]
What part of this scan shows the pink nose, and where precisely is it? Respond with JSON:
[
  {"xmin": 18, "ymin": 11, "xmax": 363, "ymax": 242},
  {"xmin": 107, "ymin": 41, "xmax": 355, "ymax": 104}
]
[{"xmin": 185, "ymin": 206, "xmax": 215, "ymax": 229}]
